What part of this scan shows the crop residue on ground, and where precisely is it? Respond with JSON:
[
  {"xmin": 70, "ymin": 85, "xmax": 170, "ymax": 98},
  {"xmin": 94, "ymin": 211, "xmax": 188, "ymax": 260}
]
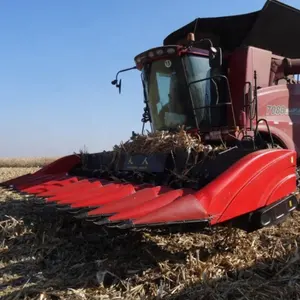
[{"xmin": 1, "ymin": 165, "xmax": 300, "ymax": 300}]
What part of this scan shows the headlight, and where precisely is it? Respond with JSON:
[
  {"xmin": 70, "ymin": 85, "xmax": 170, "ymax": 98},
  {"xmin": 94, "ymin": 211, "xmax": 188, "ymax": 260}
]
[
  {"xmin": 167, "ymin": 48, "xmax": 176, "ymax": 54},
  {"xmin": 148, "ymin": 51, "xmax": 154, "ymax": 58},
  {"xmin": 156, "ymin": 49, "xmax": 164, "ymax": 55}
]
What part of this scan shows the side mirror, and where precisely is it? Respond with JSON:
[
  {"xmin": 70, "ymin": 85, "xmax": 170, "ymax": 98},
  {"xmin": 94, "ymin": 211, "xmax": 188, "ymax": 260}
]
[
  {"xmin": 111, "ymin": 66, "xmax": 137, "ymax": 95},
  {"xmin": 111, "ymin": 78, "xmax": 122, "ymax": 94},
  {"xmin": 209, "ymin": 47, "xmax": 222, "ymax": 68}
]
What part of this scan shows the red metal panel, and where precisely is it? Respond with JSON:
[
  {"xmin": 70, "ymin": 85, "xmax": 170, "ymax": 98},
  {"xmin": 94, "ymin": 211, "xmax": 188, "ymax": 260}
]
[
  {"xmin": 9, "ymin": 174, "xmax": 51, "ymax": 189},
  {"xmin": 0, "ymin": 173, "xmax": 33, "ymax": 187},
  {"xmin": 108, "ymin": 189, "xmax": 183, "ymax": 222},
  {"xmin": 22, "ymin": 177, "xmax": 79, "ymax": 194},
  {"xmin": 53, "ymin": 182, "xmax": 151, "ymax": 205},
  {"xmin": 45, "ymin": 181, "xmax": 104, "ymax": 203},
  {"xmin": 0, "ymin": 154, "xmax": 80, "ymax": 189},
  {"xmin": 49, "ymin": 183, "xmax": 125, "ymax": 205},
  {"xmin": 265, "ymin": 173, "xmax": 296, "ymax": 206},
  {"xmin": 87, "ymin": 186, "xmax": 162, "ymax": 217},
  {"xmin": 132, "ymin": 194, "xmax": 208, "ymax": 225},
  {"xmin": 214, "ymin": 153, "xmax": 297, "ymax": 223},
  {"xmin": 38, "ymin": 179, "xmax": 98, "ymax": 197},
  {"xmin": 34, "ymin": 154, "xmax": 81, "ymax": 175},
  {"xmin": 70, "ymin": 184, "xmax": 136, "ymax": 208},
  {"xmin": 16, "ymin": 174, "xmax": 67, "ymax": 190},
  {"xmin": 188, "ymin": 149, "xmax": 297, "ymax": 225}
]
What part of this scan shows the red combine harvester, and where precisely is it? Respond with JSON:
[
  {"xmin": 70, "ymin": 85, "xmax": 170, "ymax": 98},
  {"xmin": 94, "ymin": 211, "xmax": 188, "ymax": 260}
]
[{"xmin": 2, "ymin": 0, "xmax": 300, "ymax": 232}]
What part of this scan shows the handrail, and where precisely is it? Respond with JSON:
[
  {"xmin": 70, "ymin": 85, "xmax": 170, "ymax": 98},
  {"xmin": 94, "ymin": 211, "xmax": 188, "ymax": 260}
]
[{"xmin": 187, "ymin": 74, "xmax": 236, "ymax": 127}]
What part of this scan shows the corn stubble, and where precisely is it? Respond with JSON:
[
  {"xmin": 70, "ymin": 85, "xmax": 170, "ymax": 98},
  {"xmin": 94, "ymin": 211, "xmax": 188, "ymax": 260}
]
[
  {"xmin": 109, "ymin": 128, "xmax": 226, "ymax": 186},
  {"xmin": 1, "ymin": 172, "xmax": 300, "ymax": 300},
  {"xmin": 113, "ymin": 127, "xmax": 226, "ymax": 155},
  {"xmin": 1, "ymin": 131, "xmax": 300, "ymax": 299}
]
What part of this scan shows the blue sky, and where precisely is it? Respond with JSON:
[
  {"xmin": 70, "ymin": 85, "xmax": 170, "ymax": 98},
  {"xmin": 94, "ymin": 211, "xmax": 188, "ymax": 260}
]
[{"xmin": 0, "ymin": 0, "xmax": 299, "ymax": 157}]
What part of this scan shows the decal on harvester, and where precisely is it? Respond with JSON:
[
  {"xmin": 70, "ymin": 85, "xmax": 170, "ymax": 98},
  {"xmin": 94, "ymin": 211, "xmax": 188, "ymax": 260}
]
[
  {"xmin": 164, "ymin": 60, "xmax": 172, "ymax": 68},
  {"xmin": 288, "ymin": 108, "xmax": 300, "ymax": 115},
  {"xmin": 122, "ymin": 154, "xmax": 167, "ymax": 172},
  {"xmin": 266, "ymin": 105, "xmax": 300, "ymax": 116},
  {"xmin": 128, "ymin": 156, "xmax": 148, "ymax": 166},
  {"xmin": 266, "ymin": 105, "xmax": 288, "ymax": 115}
]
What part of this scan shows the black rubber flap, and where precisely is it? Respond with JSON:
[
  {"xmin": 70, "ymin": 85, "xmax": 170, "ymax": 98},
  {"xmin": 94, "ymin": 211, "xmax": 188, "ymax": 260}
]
[{"xmin": 163, "ymin": 0, "xmax": 300, "ymax": 58}]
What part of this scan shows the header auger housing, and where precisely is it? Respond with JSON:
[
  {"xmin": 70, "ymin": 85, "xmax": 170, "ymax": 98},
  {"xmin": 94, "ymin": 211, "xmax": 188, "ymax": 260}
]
[{"xmin": 2, "ymin": 0, "xmax": 300, "ymax": 235}]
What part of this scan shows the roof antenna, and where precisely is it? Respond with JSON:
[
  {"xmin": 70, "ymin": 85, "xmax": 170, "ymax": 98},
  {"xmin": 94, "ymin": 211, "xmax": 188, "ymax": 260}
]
[
  {"xmin": 186, "ymin": 18, "xmax": 198, "ymax": 47},
  {"xmin": 192, "ymin": 18, "xmax": 199, "ymax": 39}
]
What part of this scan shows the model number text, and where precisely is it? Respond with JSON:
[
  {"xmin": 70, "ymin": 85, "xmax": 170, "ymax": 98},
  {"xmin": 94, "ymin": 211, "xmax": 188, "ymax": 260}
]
[{"xmin": 266, "ymin": 105, "xmax": 287, "ymax": 116}]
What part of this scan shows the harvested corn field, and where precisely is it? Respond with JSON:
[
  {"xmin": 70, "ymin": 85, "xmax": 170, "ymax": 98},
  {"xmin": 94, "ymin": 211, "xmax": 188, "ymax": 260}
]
[
  {"xmin": 0, "ymin": 157, "xmax": 59, "ymax": 168},
  {"xmin": 1, "ymin": 164, "xmax": 300, "ymax": 300}
]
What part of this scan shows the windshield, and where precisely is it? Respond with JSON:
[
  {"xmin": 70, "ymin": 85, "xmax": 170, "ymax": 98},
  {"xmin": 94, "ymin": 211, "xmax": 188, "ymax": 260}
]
[
  {"xmin": 183, "ymin": 55, "xmax": 227, "ymax": 128},
  {"xmin": 142, "ymin": 54, "xmax": 226, "ymax": 132},
  {"xmin": 142, "ymin": 57, "xmax": 196, "ymax": 131},
  {"xmin": 183, "ymin": 55, "xmax": 211, "ymax": 127}
]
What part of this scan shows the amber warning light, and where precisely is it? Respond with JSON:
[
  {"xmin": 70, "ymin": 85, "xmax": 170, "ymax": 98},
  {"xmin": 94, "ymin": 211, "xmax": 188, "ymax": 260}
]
[{"xmin": 187, "ymin": 32, "xmax": 195, "ymax": 42}]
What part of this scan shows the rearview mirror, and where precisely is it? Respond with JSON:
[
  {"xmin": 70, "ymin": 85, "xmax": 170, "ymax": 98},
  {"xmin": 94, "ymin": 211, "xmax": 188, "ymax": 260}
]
[
  {"xmin": 111, "ymin": 66, "xmax": 137, "ymax": 95},
  {"xmin": 209, "ymin": 47, "xmax": 222, "ymax": 68},
  {"xmin": 111, "ymin": 78, "xmax": 122, "ymax": 94}
]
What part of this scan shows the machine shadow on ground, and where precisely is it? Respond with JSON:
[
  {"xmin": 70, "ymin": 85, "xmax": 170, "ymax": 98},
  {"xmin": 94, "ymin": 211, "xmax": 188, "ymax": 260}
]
[
  {"xmin": 1, "ymin": 191, "xmax": 300, "ymax": 299},
  {"xmin": 0, "ymin": 192, "xmax": 225, "ymax": 299}
]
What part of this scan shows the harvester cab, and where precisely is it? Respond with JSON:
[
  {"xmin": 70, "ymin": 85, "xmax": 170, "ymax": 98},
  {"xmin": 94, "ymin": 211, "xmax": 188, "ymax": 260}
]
[
  {"xmin": 1, "ymin": 0, "xmax": 300, "ymax": 234},
  {"xmin": 111, "ymin": 35, "xmax": 230, "ymax": 136}
]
